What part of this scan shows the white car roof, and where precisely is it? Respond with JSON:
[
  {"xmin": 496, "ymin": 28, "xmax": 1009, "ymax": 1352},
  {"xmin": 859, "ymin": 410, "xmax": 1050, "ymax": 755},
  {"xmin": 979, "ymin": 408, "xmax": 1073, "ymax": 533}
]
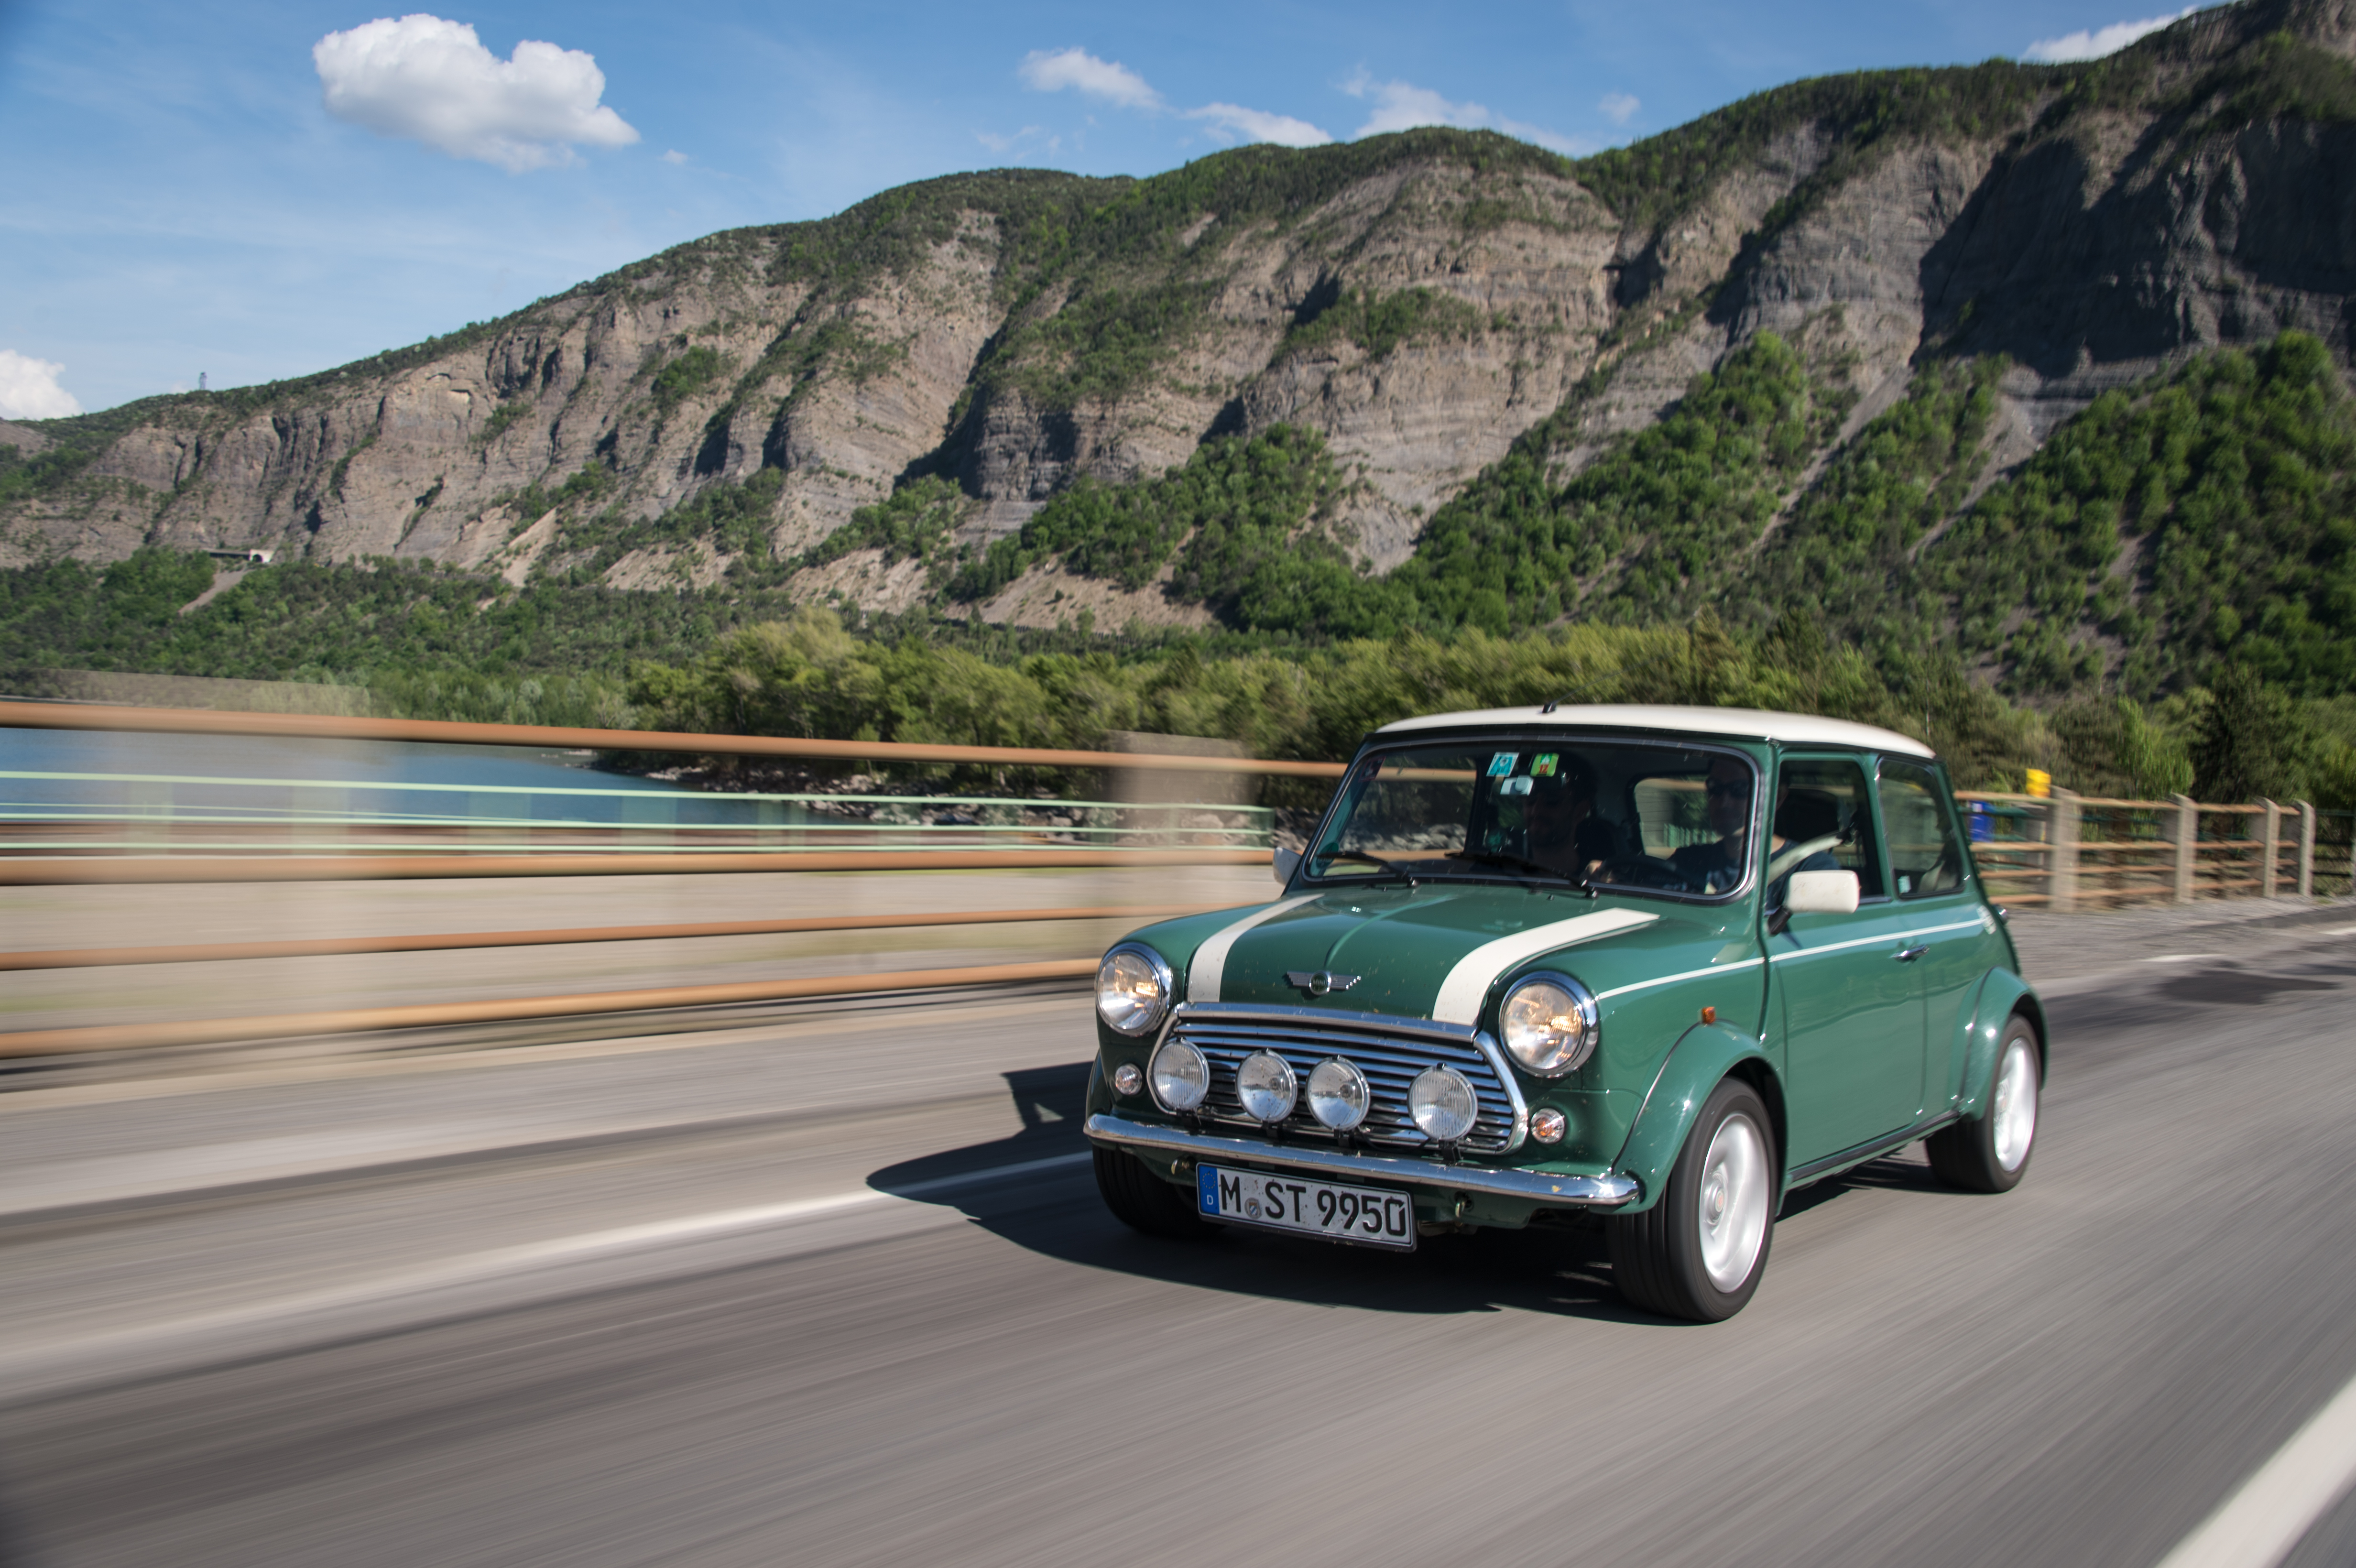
[{"xmin": 1372, "ymin": 704, "xmax": 1936, "ymax": 758}]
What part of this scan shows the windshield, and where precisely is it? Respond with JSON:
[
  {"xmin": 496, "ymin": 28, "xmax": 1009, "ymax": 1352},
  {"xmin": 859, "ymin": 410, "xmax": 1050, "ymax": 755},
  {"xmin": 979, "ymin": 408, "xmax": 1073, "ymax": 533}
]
[{"xmin": 1305, "ymin": 738, "xmax": 1758, "ymax": 898}]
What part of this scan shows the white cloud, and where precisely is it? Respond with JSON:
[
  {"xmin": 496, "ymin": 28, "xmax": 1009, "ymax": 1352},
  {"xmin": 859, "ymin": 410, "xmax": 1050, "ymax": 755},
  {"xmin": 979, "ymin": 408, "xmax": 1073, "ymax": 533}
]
[
  {"xmin": 1498, "ymin": 117, "xmax": 1597, "ymax": 156},
  {"xmin": 1341, "ymin": 70, "xmax": 1594, "ymax": 154},
  {"xmin": 0, "ymin": 350, "xmax": 81, "ymax": 420},
  {"xmin": 2022, "ymin": 7, "xmax": 2193, "ymax": 63},
  {"xmin": 1018, "ymin": 47, "xmax": 1162, "ymax": 110},
  {"xmin": 1017, "ymin": 49, "xmax": 1329, "ymax": 148},
  {"xmin": 1599, "ymin": 91, "xmax": 1640, "ymax": 126},
  {"xmin": 1343, "ymin": 70, "xmax": 1485, "ymax": 136},
  {"xmin": 660, "ymin": 149, "xmax": 687, "ymax": 165},
  {"xmin": 313, "ymin": 14, "xmax": 640, "ymax": 173},
  {"xmin": 1188, "ymin": 102, "xmax": 1332, "ymax": 148},
  {"xmin": 976, "ymin": 125, "xmax": 1057, "ymax": 154}
]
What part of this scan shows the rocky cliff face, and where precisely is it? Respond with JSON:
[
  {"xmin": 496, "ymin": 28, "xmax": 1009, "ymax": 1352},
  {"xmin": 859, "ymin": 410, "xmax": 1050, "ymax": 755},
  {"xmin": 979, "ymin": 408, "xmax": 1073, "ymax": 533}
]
[{"xmin": 10, "ymin": 0, "xmax": 2356, "ymax": 630}]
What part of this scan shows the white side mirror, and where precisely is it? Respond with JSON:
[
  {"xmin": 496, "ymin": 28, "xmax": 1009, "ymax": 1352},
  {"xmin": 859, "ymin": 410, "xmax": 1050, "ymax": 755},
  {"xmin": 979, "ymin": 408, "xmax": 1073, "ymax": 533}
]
[
  {"xmin": 1785, "ymin": 869, "xmax": 1860, "ymax": 914},
  {"xmin": 1272, "ymin": 846, "xmax": 1302, "ymax": 885}
]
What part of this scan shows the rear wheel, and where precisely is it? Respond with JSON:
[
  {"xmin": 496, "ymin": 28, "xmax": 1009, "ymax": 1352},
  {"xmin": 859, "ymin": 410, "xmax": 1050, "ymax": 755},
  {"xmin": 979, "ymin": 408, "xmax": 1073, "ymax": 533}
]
[
  {"xmin": 1927, "ymin": 1013, "xmax": 2040, "ymax": 1193},
  {"xmin": 1608, "ymin": 1078, "xmax": 1776, "ymax": 1321},
  {"xmin": 1092, "ymin": 1146, "xmax": 1209, "ymax": 1238}
]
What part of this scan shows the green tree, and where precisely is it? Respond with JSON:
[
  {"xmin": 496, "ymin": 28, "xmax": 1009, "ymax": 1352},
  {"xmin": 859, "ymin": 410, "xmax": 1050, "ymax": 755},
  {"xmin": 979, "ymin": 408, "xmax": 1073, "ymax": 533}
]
[{"xmin": 2191, "ymin": 664, "xmax": 2299, "ymax": 802}]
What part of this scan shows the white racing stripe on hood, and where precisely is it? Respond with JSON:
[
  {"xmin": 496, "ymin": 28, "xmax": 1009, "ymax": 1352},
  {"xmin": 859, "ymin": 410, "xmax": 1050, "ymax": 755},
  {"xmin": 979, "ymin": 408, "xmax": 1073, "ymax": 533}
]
[
  {"xmin": 1430, "ymin": 908, "xmax": 1660, "ymax": 1024},
  {"xmin": 1187, "ymin": 895, "xmax": 1321, "ymax": 1004}
]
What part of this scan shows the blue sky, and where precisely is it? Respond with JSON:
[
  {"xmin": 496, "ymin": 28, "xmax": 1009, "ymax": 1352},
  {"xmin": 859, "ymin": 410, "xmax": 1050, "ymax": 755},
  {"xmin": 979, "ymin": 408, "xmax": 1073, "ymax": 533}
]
[{"xmin": 0, "ymin": 0, "xmax": 2202, "ymax": 417}]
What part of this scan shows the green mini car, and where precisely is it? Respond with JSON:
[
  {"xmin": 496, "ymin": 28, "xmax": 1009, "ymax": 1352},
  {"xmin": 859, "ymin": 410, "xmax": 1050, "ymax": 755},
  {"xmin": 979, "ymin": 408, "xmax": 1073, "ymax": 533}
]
[{"xmin": 1083, "ymin": 704, "xmax": 2043, "ymax": 1321}]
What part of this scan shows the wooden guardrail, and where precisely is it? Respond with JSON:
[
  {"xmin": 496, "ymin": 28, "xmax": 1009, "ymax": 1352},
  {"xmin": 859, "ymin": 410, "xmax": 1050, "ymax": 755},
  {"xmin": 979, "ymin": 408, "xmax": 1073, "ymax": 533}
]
[
  {"xmin": 0, "ymin": 700, "xmax": 1350, "ymax": 778},
  {"xmin": 0, "ymin": 903, "xmax": 1231, "ymax": 970},
  {"xmin": 0, "ymin": 960, "xmax": 1105, "ymax": 1058},
  {"xmin": 0, "ymin": 700, "xmax": 1303, "ymax": 1061},
  {"xmin": 1958, "ymin": 790, "xmax": 2340, "ymax": 910},
  {"xmin": 0, "ymin": 847, "xmax": 1273, "ymax": 886}
]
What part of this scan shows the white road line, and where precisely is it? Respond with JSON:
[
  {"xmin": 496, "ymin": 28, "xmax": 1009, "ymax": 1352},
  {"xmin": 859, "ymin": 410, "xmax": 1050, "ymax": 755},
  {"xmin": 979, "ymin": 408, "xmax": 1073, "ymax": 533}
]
[
  {"xmin": 2152, "ymin": 1369, "xmax": 2356, "ymax": 1568},
  {"xmin": 0, "ymin": 1150, "xmax": 1091, "ymax": 1401}
]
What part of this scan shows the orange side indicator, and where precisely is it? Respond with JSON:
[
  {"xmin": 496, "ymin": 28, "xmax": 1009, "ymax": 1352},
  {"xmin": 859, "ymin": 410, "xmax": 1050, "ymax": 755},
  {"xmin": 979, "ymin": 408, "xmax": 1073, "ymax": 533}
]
[{"xmin": 1701, "ymin": 1005, "xmax": 1717, "ymax": 1025}]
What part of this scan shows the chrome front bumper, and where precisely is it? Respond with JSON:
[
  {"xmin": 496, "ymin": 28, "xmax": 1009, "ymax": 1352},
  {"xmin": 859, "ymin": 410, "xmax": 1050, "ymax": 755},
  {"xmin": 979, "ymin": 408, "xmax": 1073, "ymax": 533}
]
[{"xmin": 1084, "ymin": 1113, "xmax": 1641, "ymax": 1208}]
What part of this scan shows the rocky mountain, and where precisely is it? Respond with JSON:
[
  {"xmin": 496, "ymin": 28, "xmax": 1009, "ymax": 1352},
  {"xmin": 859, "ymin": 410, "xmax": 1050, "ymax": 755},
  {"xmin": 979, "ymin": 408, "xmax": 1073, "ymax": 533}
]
[{"xmin": 9, "ymin": 0, "xmax": 2356, "ymax": 678}]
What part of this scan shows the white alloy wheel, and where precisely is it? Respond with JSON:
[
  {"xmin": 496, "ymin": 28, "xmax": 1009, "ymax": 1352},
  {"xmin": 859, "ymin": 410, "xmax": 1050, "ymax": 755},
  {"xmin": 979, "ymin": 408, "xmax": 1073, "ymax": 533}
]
[
  {"xmin": 1926, "ymin": 1012, "xmax": 2041, "ymax": 1194},
  {"xmin": 1607, "ymin": 1077, "xmax": 1778, "ymax": 1320},
  {"xmin": 1991, "ymin": 1036, "xmax": 2038, "ymax": 1173},
  {"xmin": 1696, "ymin": 1112, "xmax": 1771, "ymax": 1293}
]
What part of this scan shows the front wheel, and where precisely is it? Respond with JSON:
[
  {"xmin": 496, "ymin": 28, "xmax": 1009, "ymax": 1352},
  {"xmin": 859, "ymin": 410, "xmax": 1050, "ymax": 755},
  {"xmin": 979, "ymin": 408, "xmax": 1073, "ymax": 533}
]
[
  {"xmin": 1607, "ymin": 1078, "xmax": 1776, "ymax": 1321},
  {"xmin": 1927, "ymin": 1014, "xmax": 2040, "ymax": 1193}
]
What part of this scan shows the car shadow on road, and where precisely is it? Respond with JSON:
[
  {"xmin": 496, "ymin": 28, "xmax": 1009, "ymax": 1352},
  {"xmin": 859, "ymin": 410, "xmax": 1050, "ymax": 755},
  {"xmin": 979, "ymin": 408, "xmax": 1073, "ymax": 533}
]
[
  {"xmin": 1776, "ymin": 1150, "xmax": 1947, "ymax": 1221},
  {"xmin": 867, "ymin": 1062, "xmax": 1662, "ymax": 1325}
]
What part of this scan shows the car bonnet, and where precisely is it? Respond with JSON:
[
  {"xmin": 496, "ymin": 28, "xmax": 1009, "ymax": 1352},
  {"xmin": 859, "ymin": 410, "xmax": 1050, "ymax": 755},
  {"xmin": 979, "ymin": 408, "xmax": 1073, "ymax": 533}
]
[{"xmin": 1177, "ymin": 883, "xmax": 1735, "ymax": 1024}]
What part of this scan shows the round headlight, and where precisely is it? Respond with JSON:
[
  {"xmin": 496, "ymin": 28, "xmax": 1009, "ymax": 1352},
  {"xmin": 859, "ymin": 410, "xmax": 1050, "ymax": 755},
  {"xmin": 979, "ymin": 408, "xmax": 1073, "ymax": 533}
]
[
  {"xmin": 1500, "ymin": 974, "xmax": 1599, "ymax": 1075},
  {"xmin": 1306, "ymin": 1057, "xmax": 1371, "ymax": 1131},
  {"xmin": 1096, "ymin": 945, "xmax": 1173, "ymax": 1036},
  {"xmin": 1235, "ymin": 1050, "xmax": 1299, "ymax": 1122},
  {"xmin": 1148, "ymin": 1039, "xmax": 1210, "ymax": 1111},
  {"xmin": 1408, "ymin": 1066, "xmax": 1480, "ymax": 1143}
]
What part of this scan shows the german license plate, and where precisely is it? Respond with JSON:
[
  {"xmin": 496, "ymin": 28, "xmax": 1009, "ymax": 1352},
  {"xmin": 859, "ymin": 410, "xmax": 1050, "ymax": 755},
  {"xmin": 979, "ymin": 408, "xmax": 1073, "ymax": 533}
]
[{"xmin": 1197, "ymin": 1164, "xmax": 1415, "ymax": 1250}]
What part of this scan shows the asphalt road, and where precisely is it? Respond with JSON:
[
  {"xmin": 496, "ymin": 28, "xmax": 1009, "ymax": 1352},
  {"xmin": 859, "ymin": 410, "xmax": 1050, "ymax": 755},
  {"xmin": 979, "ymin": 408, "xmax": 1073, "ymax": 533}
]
[{"xmin": 4, "ymin": 915, "xmax": 2356, "ymax": 1567}]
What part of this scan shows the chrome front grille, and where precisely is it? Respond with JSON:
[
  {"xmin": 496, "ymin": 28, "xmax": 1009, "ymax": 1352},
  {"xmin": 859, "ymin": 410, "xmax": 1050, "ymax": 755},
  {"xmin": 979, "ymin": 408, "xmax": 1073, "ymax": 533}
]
[{"xmin": 1169, "ymin": 1003, "xmax": 1525, "ymax": 1154}]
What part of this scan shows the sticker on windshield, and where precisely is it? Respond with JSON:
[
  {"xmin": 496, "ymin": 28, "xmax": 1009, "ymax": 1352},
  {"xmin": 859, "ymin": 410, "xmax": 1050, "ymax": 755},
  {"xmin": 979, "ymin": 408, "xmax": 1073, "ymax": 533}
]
[
  {"xmin": 1499, "ymin": 776, "xmax": 1533, "ymax": 796},
  {"xmin": 1486, "ymin": 752, "xmax": 1519, "ymax": 777},
  {"xmin": 1532, "ymin": 753, "xmax": 1559, "ymax": 777}
]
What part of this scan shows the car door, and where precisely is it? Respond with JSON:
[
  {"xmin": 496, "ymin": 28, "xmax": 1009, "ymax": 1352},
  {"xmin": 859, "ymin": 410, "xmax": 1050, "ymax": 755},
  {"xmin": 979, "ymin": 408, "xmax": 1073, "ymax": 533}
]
[
  {"xmin": 1876, "ymin": 756, "xmax": 1998, "ymax": 1113},
  {"xmin": 1770, "ymin": 752, "xmax": 1928, "ymax": 1166}
]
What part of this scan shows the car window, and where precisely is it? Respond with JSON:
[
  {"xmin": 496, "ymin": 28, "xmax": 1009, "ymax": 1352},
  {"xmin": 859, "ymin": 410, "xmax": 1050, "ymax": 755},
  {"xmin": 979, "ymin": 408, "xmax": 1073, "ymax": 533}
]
[
  {"xmin": 1306, "ymin": 739, "xmax": 1756, "ymax": 898},
  {"xmin": 1324, "ymin": 757, "xmax": 1475, "ymax": 863},
  {"xmin": 1878, "ymin": 759, "xmax": 1966, "ymax": 899},
  {"xmin": 1768, "ymin": 756, "xmax": 1885, "ymax": 904}
]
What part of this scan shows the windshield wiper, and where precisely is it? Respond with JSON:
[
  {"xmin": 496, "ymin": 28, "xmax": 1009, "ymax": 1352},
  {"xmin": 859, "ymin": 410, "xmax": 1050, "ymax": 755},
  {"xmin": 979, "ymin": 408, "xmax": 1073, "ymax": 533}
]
[
  {"xmin": 1444, "ymin": 849, "xmax": 1594, "ymax": 892},
  {"xmin": 1310, "ymin": 849, "xmax": 1416, "ymax": 885}
]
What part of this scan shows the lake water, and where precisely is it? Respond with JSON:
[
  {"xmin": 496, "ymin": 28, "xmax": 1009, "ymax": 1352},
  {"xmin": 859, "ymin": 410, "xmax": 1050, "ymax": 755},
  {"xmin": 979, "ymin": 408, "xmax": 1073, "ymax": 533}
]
[{"xmin": 0, "ymin": 729, "xmax": 765, "ymax": 829}]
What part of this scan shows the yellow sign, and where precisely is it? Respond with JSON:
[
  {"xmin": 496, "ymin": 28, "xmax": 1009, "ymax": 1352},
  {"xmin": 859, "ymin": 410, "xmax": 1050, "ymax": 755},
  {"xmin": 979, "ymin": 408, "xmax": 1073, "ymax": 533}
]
[{"xmin": 2025, "ymin": 768, "xmax": 2051, "ymax": 798}]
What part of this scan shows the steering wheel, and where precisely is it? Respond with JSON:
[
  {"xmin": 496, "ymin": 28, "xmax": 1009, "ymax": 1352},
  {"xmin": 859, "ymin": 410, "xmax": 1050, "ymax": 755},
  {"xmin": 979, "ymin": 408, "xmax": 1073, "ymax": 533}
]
[
  {"xmin": 1765, "ymin": 833, "xmax": 1842, "ymax": 884},
  {"xmin": 1592, "ymin": 853, "xmax": 1693, "ymax": 891}
]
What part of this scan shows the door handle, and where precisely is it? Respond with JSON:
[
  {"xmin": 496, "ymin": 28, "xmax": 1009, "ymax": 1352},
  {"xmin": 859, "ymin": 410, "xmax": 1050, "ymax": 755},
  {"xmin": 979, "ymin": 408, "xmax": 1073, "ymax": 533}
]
[{"xmin": 1894, "ymin": 945, "xmax": 1929, "ymax": 962}]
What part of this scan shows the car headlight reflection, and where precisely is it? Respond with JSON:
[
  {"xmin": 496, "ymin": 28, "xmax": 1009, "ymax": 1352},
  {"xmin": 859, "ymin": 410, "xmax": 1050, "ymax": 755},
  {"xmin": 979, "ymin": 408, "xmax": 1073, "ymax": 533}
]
[
  {"xmin": 1500, "ymin": 974, "xmax": 1599, "ymax": 1075},
  {"xmin": 1148, "ymin": 1039, "xmax": 1210, "ymax": 1112},
  {"xmin": 1306, "ymin": 1057, "xmax": 1371, "ymax": 1131},
  {"xmin": 1235, "ymin": 1050, "xmax": 1299, "ymax": 1123},
  {"xmin": 1096, "ymin": 945, "xmax": 1173, "ymax": 1036},
  {"xmin": 1408, "ymin": 1067, "xmax": 1480, "ymax": 1142}
]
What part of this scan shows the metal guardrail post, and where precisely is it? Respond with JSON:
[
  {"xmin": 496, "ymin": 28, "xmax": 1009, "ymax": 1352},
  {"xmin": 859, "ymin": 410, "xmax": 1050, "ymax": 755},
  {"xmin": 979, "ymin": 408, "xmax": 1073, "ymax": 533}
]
[
  {"xmin": 2169, "ymin": 793, "xmax": 2198, "ymax": 904},
  {"xmin": 2261, "ymin": 801, "xmax": 2282, "ymax": 899},
  {"xmin": 2299, "ymin": 801, "xmax": 2316, "ymax": 900},
  {"xmin": 2050, "ymin": 789, "xmax": 2081, "ymax": 914}
]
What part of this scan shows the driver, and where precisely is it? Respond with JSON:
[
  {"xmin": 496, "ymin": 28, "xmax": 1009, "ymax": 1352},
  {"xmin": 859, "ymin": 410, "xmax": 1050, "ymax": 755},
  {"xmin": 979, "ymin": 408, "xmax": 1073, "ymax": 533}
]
[{"xmin": 1667, "ymin": 756, "xmax": 1756, "ymax": 893}]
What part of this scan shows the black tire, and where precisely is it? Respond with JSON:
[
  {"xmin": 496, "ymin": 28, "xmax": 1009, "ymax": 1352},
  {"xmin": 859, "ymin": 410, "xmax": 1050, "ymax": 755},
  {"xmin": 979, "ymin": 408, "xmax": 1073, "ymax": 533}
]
[
  {"xmin": 1607, "ymin": 1078, "xmax": 1777, "ymax": 1322},
  {"xmin": 1927, "ymin": 1013, "xmax": 2040, "ymax": 1193},
  {"xmin": 1092, "ymin": 1146, "xmax": 1209, "ymax": 1238}
]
